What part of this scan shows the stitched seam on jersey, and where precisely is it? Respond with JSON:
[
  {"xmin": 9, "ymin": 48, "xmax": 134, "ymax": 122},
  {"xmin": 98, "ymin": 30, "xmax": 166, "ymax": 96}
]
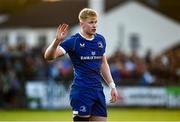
[{"xmin": 73, "ymin": 37, "xmax": 78, "ymax": 51}]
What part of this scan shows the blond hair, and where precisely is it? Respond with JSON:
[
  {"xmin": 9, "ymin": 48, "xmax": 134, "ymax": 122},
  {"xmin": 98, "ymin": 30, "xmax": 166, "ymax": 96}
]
[{"xmin": 78, "ymin": 8, "xmax": 98, "ymax": 21}]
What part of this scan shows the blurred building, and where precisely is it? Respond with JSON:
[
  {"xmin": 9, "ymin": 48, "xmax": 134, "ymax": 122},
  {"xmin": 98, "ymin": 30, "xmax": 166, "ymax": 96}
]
[
  {"xmin": 0, "ymin": 0, "xmax": 180, "ymax": 109},
  {"xmin": 0, "ymin": 0, "xmax": 179, "ymax": 57}
]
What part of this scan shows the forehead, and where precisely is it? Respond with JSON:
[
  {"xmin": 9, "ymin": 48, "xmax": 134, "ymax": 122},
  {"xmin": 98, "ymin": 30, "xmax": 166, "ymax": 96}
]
[{"xmin": 85, "ymin": 16, "xmax": 97, "ymax": 21}]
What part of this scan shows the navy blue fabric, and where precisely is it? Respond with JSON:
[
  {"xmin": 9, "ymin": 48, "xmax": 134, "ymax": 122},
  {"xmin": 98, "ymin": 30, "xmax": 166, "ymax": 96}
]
[
  {"xmin": 70, "ymin": 86, "xmax": 107, "ymax": 117},
  {"xmin": 60, "ymin": 33, "xmax": 106, "ymax": 89},
  {"xmin": 60, "ymin": 33, "xmax": 107, "ymax": 117}
]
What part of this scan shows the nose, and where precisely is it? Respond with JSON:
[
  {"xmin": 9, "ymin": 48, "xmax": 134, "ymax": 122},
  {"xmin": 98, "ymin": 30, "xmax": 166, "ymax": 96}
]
[{"xmin": 93, "ymin": 23, "xmax": 97, "ymax": 28}]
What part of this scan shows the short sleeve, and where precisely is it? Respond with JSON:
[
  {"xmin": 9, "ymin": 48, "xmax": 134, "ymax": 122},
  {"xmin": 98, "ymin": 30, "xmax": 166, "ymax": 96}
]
[{"xmin": 59, "ymin": 38, "xmax": 74, "ymax": 54}]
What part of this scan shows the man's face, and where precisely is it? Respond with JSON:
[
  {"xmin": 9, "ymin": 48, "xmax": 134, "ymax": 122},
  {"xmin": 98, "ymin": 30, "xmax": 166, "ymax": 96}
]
[{"xmin": 80, "ymin": 17, "xmax": 97, "ymax": 36}]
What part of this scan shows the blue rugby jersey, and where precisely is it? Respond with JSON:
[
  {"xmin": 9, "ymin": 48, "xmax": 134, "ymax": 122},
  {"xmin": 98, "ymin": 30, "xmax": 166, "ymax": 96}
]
[{"xmin": 59, "ymin": 33, "xmax": 106, "ymax": 89}]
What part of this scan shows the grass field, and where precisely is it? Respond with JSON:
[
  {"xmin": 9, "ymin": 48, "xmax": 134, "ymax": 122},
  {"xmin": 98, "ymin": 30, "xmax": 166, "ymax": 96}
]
[{"xmin": 0, "ymin": 108, "xmax": 180, "ymax": 121}]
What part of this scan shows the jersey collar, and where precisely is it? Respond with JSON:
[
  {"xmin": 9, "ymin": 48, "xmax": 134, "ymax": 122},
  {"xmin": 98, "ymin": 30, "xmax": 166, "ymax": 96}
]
[{"xmin": 79, "ymin": 32, "xmax": 94, "ymax": 41}]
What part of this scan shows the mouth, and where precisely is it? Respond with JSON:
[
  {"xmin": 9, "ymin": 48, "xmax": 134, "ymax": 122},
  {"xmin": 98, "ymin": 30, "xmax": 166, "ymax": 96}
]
[{"xmin": 92, "ymin": 28, "xmax": 96, "ymax": 32}]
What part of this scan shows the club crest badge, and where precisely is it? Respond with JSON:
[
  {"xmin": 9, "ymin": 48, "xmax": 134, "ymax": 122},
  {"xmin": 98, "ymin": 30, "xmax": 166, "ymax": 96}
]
[
  {"xmin": 79, "ymin": 106, "xmax": 86, "ymax": 112},
  {"xmin": 98, "ymin": 42, "xmax": 103, "ymax": 48}
]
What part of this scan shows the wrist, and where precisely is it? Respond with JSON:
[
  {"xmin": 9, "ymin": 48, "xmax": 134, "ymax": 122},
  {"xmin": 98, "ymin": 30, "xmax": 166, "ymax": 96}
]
[
  {"xmin": 55, "ymin": 37, "xmax": 61, "ymax": 42},
  {"xmin": 54, "ymin": 38, "xmax": 62, "ymax": 45},
  {"xmin": 109, "ymin": 82, "xmax": 116, "ymax": 89}
]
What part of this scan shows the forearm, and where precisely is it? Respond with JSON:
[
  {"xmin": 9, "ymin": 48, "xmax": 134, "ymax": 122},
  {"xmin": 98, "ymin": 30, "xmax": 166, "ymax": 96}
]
[
  {"xmin": 44, "ymin": 38, "xmax": 61, "ymax": 61},
  {"xmin": 101, "ymin": 57, "xmax": 116, "ymax": 89},
  {"xmin": 101, "ymin": 63, "xmax": 113, "ymax": 84}
]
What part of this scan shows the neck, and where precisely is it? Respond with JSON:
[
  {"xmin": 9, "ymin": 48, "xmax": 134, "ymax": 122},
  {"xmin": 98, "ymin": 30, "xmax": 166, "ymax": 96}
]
[{"xmin": 80, "ymin": 30, "xmax": 94, "ymax": 40}]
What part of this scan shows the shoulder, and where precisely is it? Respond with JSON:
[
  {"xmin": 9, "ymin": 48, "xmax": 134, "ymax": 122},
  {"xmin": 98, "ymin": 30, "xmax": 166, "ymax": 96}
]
[
  {"xmin": 60, "ymin": 33, "xmax": 80, "ymax": 51},
  {"xmin": 71, "ymin": 33, "xmax": 80, "ymax": 39},
  {"xmin": 95, "ymin": 33, "xmax": 106, "ymax": 46},
  {"xmin": 66, "ymin": 33, "xmax": 79, "ymax": 41},
  {"xmin": 95, "ymin": 33, "xmax": 104, "ymax": 38},
  {"xmin": 95, "ymin": 33, "xmax": 106, "ymax": 41},
  {"xmin": 62, "ymin": 33, "xmax": 79, "ymax": 45}
]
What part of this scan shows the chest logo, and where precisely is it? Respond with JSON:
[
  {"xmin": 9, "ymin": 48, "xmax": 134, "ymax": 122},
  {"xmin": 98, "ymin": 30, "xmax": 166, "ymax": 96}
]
[
  {"xmin": 98, "ymin": 42, "xmax": 103, "ymax": 48},
  {"xmin": 80, "ymin": 43, "xmax": 85, "ymax": 48},
  {"xmin": 91, "ymin": 51, "xmax": 96, "ymax": 56}
]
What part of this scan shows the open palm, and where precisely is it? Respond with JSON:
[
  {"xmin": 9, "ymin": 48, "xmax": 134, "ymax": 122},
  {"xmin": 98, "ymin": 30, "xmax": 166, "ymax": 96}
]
[{"xmin": 56, "ymin": 23, "xmax": 69, "ymax": 42}]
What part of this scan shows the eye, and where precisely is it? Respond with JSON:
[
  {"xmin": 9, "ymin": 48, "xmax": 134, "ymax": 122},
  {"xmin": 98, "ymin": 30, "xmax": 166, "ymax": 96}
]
[{"xmin": 89, "ymin": 21, "xmax": 97, "ymax": 24}]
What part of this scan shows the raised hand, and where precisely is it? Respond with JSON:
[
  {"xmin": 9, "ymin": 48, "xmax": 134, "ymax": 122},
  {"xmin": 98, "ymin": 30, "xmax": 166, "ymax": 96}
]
[{"xmin": 55, "ymin": 23, "xmax": 69, "ymax": 43}]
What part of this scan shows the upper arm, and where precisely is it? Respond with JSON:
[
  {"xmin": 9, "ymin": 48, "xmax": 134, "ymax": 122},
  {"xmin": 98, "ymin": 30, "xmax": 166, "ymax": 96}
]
[
  {"xmin": 55, "ymin": 37, "xmax": 75, "ymax": 58},
  {"xmin": 59, "ymin": 37, "xmax": 75, "ymax": 55},
  {"xmin": 55, "ymin": 46, "xmax": 66, "ymax": 58},
  {"xmin": 102, "ymin": 54, "xmax": 108, "ymax": 63}
]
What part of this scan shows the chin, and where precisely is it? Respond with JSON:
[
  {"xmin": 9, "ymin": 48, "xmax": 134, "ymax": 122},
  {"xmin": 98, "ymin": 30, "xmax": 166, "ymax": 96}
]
[{"xmin": 91, "ymin": 32, "xmax": 96, "ymax": 35}]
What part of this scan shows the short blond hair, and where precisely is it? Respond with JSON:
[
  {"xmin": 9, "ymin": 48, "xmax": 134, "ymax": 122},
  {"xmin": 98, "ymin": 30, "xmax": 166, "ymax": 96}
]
[{"xmin": 78, "ymin": 8, "xmax": 98, "ymax": 21}]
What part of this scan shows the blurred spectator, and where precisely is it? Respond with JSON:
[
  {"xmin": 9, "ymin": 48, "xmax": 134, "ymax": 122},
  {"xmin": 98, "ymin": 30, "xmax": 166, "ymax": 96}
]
[
  {"xmin": 145, "ymin": 49, "xmax": 152, "ymax": 65},
  {"xmin": 0, "ymin": 40, "xmax": 179, "ymax": 108}
]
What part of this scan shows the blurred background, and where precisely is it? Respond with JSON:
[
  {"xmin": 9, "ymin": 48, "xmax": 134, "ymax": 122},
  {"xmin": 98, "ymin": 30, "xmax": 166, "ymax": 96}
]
[{"xmin": 0, "ymin": 0, "xmax": 180, "ymax": 121}]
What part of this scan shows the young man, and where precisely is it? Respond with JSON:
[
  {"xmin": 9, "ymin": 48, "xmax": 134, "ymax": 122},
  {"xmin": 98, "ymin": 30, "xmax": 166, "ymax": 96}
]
[{"xmin": 44, "ymin": 8, "xmax": 118, "ymax": 121}]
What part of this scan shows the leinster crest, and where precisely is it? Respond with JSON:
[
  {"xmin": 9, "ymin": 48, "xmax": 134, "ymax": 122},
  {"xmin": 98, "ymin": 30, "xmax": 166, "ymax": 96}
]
[{"xmin": 98, "ymin": 42, "xmax": 103, "ymax": 48}]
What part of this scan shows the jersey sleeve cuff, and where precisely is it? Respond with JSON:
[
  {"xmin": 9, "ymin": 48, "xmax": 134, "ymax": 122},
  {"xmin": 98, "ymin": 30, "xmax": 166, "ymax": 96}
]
[{"xmin": 59, "ymin": 46, "xmax": 66, "ymax": 54}]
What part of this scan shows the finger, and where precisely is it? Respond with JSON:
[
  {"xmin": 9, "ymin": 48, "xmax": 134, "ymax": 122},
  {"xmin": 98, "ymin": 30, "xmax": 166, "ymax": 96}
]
[
  {"xmin": 59, "ymin": 24, "xmax": 65, "ymax": 32},
  {"xmin": 115, "ymin": 94, "xmax": 118, "ymax": 101},
  {"xmin": 56, "ymin": 25, "xmax": 61, "ymax": 34},
  {"xmin": 60, "ymin": 25, "xmax": 67, "ymax": 33},
  {"xmin": 63, "ymin": 24, "xmax": 69, "ymax": 32},
  {"xmin": 113, "ymin": 95, "xmax": 117, "ymax": 102},
  {"xmin": 61, "ymin": 23, "xmax": 68, "ymax": 32},
  {"xmin": 115, "ymin": 96, "xmax": 118, "ymax": 102},
  {"xmin": 110, "ymin": 99, "xmax": 113, "ymax": 103},
  {"xmin": 110, "ymin": 98, "xmax": 115, "ymax": 103},
  {"xmin": 57, "ymin": 24, "xmax": 62, "ymax": 31},
  {"xmin": 112, "ymin": 94, "xmax": 118, "ymax": 102},
  {"xmin": 58, "ymin": 23, "xmax": 65, "ymax": 32},
  {"xmin": 117, "ymin": 95, "xmax": 120, "ymax": 100},
  {"xmin": 110, "ymin": 97, "xmax": 115, "ymax": 103},
  {"xmin": 62, "ymin": 25, "xmax": 68, "ymax": 33}
]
